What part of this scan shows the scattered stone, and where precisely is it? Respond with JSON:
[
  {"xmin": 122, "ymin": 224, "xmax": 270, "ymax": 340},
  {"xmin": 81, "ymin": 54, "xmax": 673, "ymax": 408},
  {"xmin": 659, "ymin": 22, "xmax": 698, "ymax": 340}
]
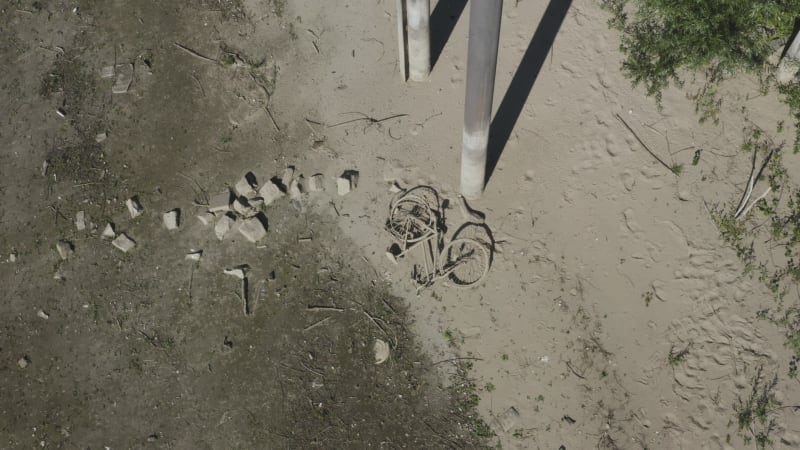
[
  {"xmin": 126, "ymin": 196, "xmax": 144, "ymax": 218},
  {"xmin": 298, "ymin": 236, "xmax": 312, "ymax": 243},
  {"xmin": 238, "ymin": 215, "xmax": 268, "ymax": 243},
  {"xmin": 337, "ymin": 176, "xmax": 352, "ymax": 196},
  {"xmin": 56, "ymin": 108, "xmax": 66, "ymax": 118},
  {"xmin": 100, "ymin": 65, "xmax": 114, "ymax": 78},
  {"xmin": 37, "ymin": 310, "xmax": 49, "ymax": 320},
  {"xmin": 41, "ymin": 160, "xmax": 48, "ymax": 177},
  {"xmin": 185, "ymin": 250, "xmax": 203, "ymax": 261},
  {"xmin": 258, "ymin": 181, "xmax": 284, "ymax": 206},
  {"xmin": 208, "ymin": 191, "xmax": 232, "ymax": 213},
  {"xmin": 95, "ymin": 132, "xmax": 108, "ymax": 143},
  {"xmin": 197, "ymin": 211, "xmax": 215, "ymax": 225},
  {"xmin": 232, "ymin": 197, "xmax": 255, "ymax": 216},
  {"xmin": 56, "ymin": 240, "xmax": 74, "ymax": 260},
  {"xmin": 289, "ymin": 176, "xmax": 305, "ymax": 199},
  {"xmin": 374, "ymin": 339, "xmax": 390, "ymax": 365},
  {"xmin": 53, "ymin": 271, "xmax": 65, "ymax": 281},
  {"xmin": 162, "ymin": 209, "xmax": 180, "ymax": 230},
  {"xmin": 9, "ymin": 252, "xmax": 17, "ymax": 263},
  {"xmin": 112, "ymin": 233, "xmax": 136, "ymax": 252},
  {"xmin": 497, "ymin": 407, "xmax": 520, "ymax": 432},
  {"xmin": 112, "ymin": 63, "xmax": 134, "ymax": 94},
  {"xmin": 308, "ymin": 174, "xmax": 325, "ymax": 192},
  {"xmin": 344, "ymin": 170, "xmax": 359, "ymax": 189},
  {"xmin": 101, "ymin": 223, "xmax": 116, "ymax": 239},
  {"xmin": 281, "ymin": 166, "xmax": 295, "ymax": 187},
  {"xmin": 75, "ymin": 210, "xmax": 86, "ymax": 231},
  {"xmin": 215, "ymin": 213, "xmax": 237, "ymax": 240},
  {"xmin": 17, "ymin": 356, "xmax": 29, "ymax": 369},
  {"xmin": 234, "ymin": 172, "xmax": 258, "ymax": 197},
  {"xmin": 248, "ymin": 197, "xmax": 264, "ymax": 209},
  {"xmin": 223, "ymin": 265, "xmax": 248, "ymax": 279}
]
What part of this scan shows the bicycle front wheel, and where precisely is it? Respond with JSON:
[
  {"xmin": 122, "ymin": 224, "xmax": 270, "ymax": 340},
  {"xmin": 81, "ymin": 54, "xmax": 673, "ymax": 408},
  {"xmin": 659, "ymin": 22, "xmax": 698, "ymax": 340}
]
[{"xmin": 437, "ymin": 238, "xmax": 490, "ymax": 288}]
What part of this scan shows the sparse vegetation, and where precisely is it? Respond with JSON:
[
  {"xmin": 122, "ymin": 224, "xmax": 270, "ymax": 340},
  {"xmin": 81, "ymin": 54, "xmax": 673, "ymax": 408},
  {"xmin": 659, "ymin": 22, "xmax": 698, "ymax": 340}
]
[
  {"xmin": 733, "ymin": 366, "xmax": 780, "ymax": 450},
  {"xmin": 667, "ymin": 345, "xmax": 689, "ymax": 366}
]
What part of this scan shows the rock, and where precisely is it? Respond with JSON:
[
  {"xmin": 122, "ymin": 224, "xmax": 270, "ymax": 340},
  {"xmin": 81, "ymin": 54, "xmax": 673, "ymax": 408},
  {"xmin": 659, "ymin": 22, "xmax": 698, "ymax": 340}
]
[
  {"xmin": 95, "ymin": 132, "xmax": 108, "ymax": 143},
  {"xmin": 223, "ymin": 265, "xmax": 249, "ymax": 279},
  {"xmin": 281, "ymin": 166, "xmax": 295, "ymax": 187},
  {"xmin": 56, "ymin": 240, "xmax": 74, "ymax": 260},
  {"xmin": 248, "ymin": 197, "xmax": 265, "ymax": 209},
  {"xmin": 234, "ymin": 172, "xmax": 258, "ymax": 197},
  {"xmin": 185, "ymin": 250, "xmax": 203, "ymax": 261},
  {"xmin": 37, "ymin": 310, "xmax": 49, "ymax": 319},
  {"xmin": 112, "ymin": 63, "xmax": 133, "ymax": 94},
  {"xmin": 75, "ymin": 211, "xmax": 86, "ymax": 231},
  {"xmin": 678, "ymin": 190, "xmax": 690, "ymax": 201},
  {"xmin": 100, "ymin": 65, "xmax": 114, "ymax": 78},
  {"xmin": 208, "ymin": 191, "xmax": 233, "ymax": 213},
  {"xmin": 17, "ymin": 356, "xmax": 29, "ymax": 369},
  {"xmin": 101, "ymin": 223, "xmax": 116, "ymax": 239},
  {"xmin": 258, "ymin": 182, "xmax": 285, "ymax": 206},
  {"xmin": 337, "ymin": 176, "xmax": 351, "ymax": 196},
  {"xmin": 215, "ymin": 213, "xmax": 237, "ymax": 240},
  {"xmin": 163, "ymin": 209, "xmax": 180, "ymax": 230},
  {"xmin": 126, "ymin": 197, "xmax": 144, "ymax": 218},
  {"xmin": 497, "ymin": 407, "xmax": 520, "ymax": 432},
  {"xmin": 9, "ymin": 252, "xmax": 17, "ymax": 263},
  {"xmin": 344, "ymin": 170, "xmax": 359, "ymax": 189},
  {"xmin": 197, "ymin": 211, "xmax": 215, "ymax": 226},
  {"xmin": 374, "ymin": 339, "xmax": 390, "ymax": 364},
  {"xmin": 238, "ymin": 215, "xmax": 268, "ymax": 243},
  {"xmin": 112, "ymin": 233, "xmax": 136, "ymax": 252},
  {"xmin": 308, "ymin": 174, "xmax": 325, "ymax": 192},
  {"xmin": 289, "ymin": 175, "xmax": 305, "ymax": 199},
  {"xmin": 232, "ymin": 197, "xmax": 255, "ymax": 217}
]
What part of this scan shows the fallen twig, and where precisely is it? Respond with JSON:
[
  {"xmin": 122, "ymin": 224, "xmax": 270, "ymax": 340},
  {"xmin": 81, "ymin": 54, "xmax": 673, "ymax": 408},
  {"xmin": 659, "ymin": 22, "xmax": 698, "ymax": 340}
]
[
  {"xmin": 430, "ymin": 356, "xmax": 484, "ymax": 366},
  {"xmin": 264, "ymin": 106, "xmax": 280, "ymax": 132},
  {"xmin": 327, "ymin": 113, "xmax": 408, "ymax": 128},
  {"xmin": 303, "ymin": 317, "xmax": 332, "ymax": 333},
  {"xmin": 615, "ymin": 113, "xmax": 676, "ymax": 176},
  {"xmin": 173, "ymin": 42, "xmax": 217, "ymax": 64},
  {"xmin": 307, "ymin": 306, "xmax": 344, "ymax": 312}
]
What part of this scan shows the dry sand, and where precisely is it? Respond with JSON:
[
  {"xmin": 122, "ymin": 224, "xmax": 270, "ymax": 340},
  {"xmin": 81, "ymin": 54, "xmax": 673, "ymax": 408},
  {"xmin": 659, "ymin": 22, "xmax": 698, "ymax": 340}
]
[{"xmin": 273, "ymin": 0, "xmax": 800, "ymax": 448}]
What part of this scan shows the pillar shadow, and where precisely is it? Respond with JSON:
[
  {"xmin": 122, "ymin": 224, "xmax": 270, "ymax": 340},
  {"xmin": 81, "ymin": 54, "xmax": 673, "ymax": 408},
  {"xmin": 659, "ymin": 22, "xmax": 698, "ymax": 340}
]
[
  {"xmin": 430, "ymin": 0, "xmax": 468, "ymax": 70},
  {"xmin": 485, "ymin": 0, "xmax": 573, "ymax": 185}
]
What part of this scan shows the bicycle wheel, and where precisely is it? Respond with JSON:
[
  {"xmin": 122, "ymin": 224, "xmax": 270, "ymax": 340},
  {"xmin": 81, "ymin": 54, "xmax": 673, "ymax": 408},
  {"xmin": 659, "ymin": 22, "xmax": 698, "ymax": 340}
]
[
  {"xmin": 386, "ymin": 197, "xmax": 436, "ymax": 244},
  {"xmin": 437, "ymin": 238, "xmax": 490, "ymax": 287}
]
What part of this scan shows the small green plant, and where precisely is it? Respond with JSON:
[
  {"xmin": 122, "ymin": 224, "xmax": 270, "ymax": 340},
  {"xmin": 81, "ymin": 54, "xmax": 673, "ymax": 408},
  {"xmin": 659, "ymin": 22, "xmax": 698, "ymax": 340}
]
[
  {"xmin": 670, "ymin": 163, "xmax": 684, "ymax": 176},
  {"xmin": 449, "ymin": 362, "xmax": 495, "ymax": 439},
  {"xmin": 733, "ymin": 366, "xmax": 779, "ymax": 450},
  {"xmin": 668, "ymin": 345, "xmax": 689, "ymax": 366},
  {"xmin": 501, "ymin": 353, "xmax": 509, "ymax": 361},
  {"xmin": 484, "ymin": 382, "xmax": 495, "ymax": 393},
  {"xmin": 221, "ymin": 53, "xmax": 236, "ymax": 66}
]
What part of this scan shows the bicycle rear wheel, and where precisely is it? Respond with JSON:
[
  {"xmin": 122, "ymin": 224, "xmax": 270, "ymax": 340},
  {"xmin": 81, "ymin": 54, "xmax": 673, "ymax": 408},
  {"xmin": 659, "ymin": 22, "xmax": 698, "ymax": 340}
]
[
  {"xmin": 386, "ymin": 197, "xmax": 436, "ymax": 244},
  {"xmin": 437, "ymin": 238, "xmax": 490, "ymax": 287}
]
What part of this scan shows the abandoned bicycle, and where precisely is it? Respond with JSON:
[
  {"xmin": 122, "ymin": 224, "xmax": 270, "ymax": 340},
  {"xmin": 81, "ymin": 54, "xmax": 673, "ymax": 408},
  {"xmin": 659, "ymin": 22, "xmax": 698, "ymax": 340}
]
[{"xmin": 385, "ymin": 186, "xmax": 491, "ymax": 289}]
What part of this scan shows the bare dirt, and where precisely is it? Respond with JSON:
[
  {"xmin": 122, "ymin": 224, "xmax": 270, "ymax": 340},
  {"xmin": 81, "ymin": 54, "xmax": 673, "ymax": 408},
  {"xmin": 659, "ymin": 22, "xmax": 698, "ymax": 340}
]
[{"xmin": 0, "ymin": 1, "xmax": 489, "ymax": 448}]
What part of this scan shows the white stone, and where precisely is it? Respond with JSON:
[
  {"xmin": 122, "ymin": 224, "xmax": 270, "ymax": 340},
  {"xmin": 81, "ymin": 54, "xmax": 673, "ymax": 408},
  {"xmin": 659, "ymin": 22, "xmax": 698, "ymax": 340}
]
[
  {"xmin": 337, "ymin": 177, "xmax": 351, "ymax": 196},
  {"xmin": 223, "ymin": 266, "xmax": 248, "ymax": 279},
  {"xmin": 289, "ymin": 176, "xmax": 305, "ymax": 199},
  {"xmin": 281, "ymin": 166, "xmax": 295, "ymax": 187},
  {"xmin": 308, "ymin": 174, "xmax": 325, "ymax": 192},
  {"xmin": 238, "ymin": 217, "xmax": 267, "ymax": 243},
  {"xmin": 248, "ymin": 197, "xmax": 264, "ymax": 209},
  {"xmin": 126, "ymin": 197, "xmax": 144, "ymax": 218},
  {"xmin": 232, "ymin": 197, "xmax": 254, "ymax": 216},
  {"xmin": 185, "ymin": 250, "xmax": 203, "ymax": 261},
  {"xmin": 234, "ymin": 172, "xmax": 258, "ymax": 197},
  {"xmin": 112, "ymin": 233, "xmax": 136, "ymax": 252},
  {"xmin": 37, "ymin": 310, "xmax": 49, "ymax": 320},
  {"xmin": 374, "ymin": 339, "xmax": 390, "ymax": 365},
  {"xmin": 9, "ymin": 252, "xmax": 17, "ymax": 263},
  {"xmin": 75, "ymin": 211, "xmax": 86, "ymax": 231},
  {"xmin": 17, "ymin": 357, "xmax": 29, "ymax": 369},
  {"xmin": 162, "ymin": 209, "xmax": 180, "ymax": 230},
  {"xmin": 100, "ymin": 65, "xmax": 114, "ymax": 78},
  {"xmin": 95, "ymin": 132, "xmax": 107, "ymax": 143},
  {"xmin": 258, "ymin": 182, "xmax": 285, "ymax": 206},
  {"xmin": 197, "ymin": 211, "xmax": 215, "ymax": 226},
  {"xmin": 56, "ymin": 241, "xmax": 73, "ymax": 260},
  {"xmin": 215, "ymin": 213, "xmax": 236, "ymax": 240},
  {"xmin": 101, "ymin": 223, "xmax": 116, "ymax": 239},
  {"xmin": 208, "ymin": 191, "xmax": 232, "ymax": 213},
  {"xmin": 112, "ymin": 63, "xmax": 133, "ymax": 94}
]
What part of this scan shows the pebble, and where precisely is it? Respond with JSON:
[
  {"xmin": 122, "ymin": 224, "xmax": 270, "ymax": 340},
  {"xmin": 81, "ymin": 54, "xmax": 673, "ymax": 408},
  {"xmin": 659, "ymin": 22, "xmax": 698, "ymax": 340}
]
[
  {"xmin": 101, "ymin": 223, "xmax": 116, "ymax": 239},
  {"xmin": 208, "ymin": 191, "xmax": 233, "ymax": 213},
  {"xmin": 17, "ymin": 357, "xmax": 29, "ymax": 369},
  {"xmin": 112, "ymin": 233, "xmax": 136, "ymax": 252},
  {"xmin": 239, "ymin": 216, "xmax": 267, "ymax": 243},
  {"xmin": 126, "ymin": 197, "xmax": 144, "ymax": 218},
  {"xmin": 196, "ymin": 211, "xmax": 215, "ymax": 226},
  {"xmin": 162, "ymin": 209, "xmax": 180, "ymax": 230},
  {"xmin": 75, "ymin": 211, "xmax": 86, "ymax": 231},
  {"xmin": 56, "ymin": 241, "xmax": 74, "ymax": 260},
  {"xmin": 37, "ymin": 310, "xmax": 49, "ymax": 319},
  {"xmin": 234, "ymin": 172, "xmax": 258, "ymax": 198},
  {"xmin": 289, "ymin": 176, "xmax": 305, "ymax": 199},
  {"xmin": 308, "ymin": 174, "xmax": 325, "ymax": 192},
  {"xmin": 215, "ymin": 213, "xmax": 237, "ymax": 240},
  {"xmin": 258, "ymin": 182, "xmax": 284, "ymax": 206}
]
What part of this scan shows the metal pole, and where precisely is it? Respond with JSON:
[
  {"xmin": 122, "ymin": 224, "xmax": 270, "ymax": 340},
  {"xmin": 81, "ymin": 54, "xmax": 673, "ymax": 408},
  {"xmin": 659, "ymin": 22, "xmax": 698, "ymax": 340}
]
[
  {"xmin": 461, "ymin": 0, "xmax": 502, "ymax": 199},
  {"xmin": 406, "ymin": 0, "xmax": 431, "ymax": 81}
]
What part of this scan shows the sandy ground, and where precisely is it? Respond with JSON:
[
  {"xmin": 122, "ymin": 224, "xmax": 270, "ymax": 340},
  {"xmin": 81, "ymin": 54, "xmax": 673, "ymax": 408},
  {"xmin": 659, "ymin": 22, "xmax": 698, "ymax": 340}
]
[
  {"xmin": 276, "ymin": 0, "xmax": 800, "ymax": 448},
  {"xmin": 4, "ymin": 0, "xmax": 800, "ymax": 448}
]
